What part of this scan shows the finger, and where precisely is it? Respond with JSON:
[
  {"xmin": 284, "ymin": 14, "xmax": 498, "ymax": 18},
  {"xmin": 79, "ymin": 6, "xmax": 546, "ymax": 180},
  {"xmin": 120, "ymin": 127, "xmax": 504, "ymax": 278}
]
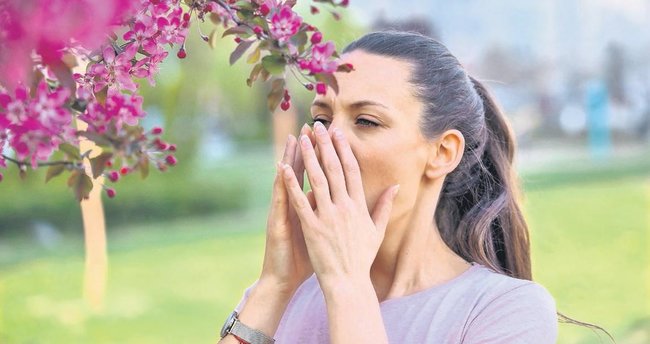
[
  {"xmin": 281, "ymin": 163, "xmax": 318, "ymax": 227},
  {"xmin": 293, "ymin": 124, "xmax": 310, "ymax": 189},
  {"xmin": 312, "ymin": 121, "xmax": 347, "ymax": 202},
  {"xmin": 268, "ymin": 136, "xmax": 297, "ymax": 222},
  {"xmin": 282, "ymin": 134, "xmax": 297, "ymax": 166},
  {"xmin": 331, "ymin": 127, "xmax": 365, "ymax": 203},
  {"xmin": 299, "ymin": 133, "xmax": 333, "ymax": 209},
  {"xmin": 306, "ymin": 190, "xmax": 317, "ymax": 210},
  {"xmin": 370, "ymin": 184, "xmax": 400, "ymax": 236}
]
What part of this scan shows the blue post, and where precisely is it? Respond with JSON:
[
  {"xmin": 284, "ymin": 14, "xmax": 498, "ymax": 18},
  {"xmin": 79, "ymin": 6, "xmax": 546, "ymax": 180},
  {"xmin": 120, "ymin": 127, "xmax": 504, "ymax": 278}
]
[{"xmin": 585, "ymin": 80, "xmax": 611, "ymax": 161}]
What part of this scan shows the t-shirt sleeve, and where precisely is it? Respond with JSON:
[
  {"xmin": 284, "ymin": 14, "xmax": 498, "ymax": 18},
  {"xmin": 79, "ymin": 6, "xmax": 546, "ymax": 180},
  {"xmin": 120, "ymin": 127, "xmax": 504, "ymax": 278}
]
[
  {"xmin": 462, "ymin": 282, "xmax": 558, "ymax": 344},
  {"xmin": 234, "ymin": 279, "xmax": 260, "ymax": 313}
]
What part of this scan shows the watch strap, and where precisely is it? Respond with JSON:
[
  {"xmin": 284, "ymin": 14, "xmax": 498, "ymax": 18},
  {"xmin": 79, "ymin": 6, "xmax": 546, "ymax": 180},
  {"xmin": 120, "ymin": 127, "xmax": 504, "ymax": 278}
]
[{"xmin": 230, "ymin": 318, "xmax": 275, "ymax": 344}]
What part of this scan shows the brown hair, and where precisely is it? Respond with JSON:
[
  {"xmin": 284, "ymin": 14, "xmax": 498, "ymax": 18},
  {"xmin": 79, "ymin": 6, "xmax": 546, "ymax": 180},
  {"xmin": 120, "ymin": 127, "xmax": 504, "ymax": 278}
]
[{"xmin": 342, "ymin": 30, "xmax": 615, "ymax": 342}]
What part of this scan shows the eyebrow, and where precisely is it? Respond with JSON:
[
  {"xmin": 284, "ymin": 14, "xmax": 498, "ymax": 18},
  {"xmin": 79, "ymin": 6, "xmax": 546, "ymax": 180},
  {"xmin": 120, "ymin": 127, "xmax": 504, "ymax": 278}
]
[{"xmin": 310, "ymin": 100, "xmax": 390, "ymax": 111}]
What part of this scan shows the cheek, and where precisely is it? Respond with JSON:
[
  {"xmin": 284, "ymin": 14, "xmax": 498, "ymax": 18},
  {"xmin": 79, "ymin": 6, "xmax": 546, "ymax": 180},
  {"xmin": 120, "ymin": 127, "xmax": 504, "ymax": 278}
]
[
  {"xmin": 355, "ymin": 148, "xmax": 402, "ymax": 208},
  {"xmin": 353, "ymin": 137, "xmax": 426, "ymax": 210}
]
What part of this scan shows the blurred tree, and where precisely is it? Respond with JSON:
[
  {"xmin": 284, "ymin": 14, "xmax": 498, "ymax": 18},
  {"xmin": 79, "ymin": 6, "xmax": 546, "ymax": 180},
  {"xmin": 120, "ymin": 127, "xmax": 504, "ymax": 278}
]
[{"xmin": 604, "ymin": 42, "xmax": 628, "ymax": 105}]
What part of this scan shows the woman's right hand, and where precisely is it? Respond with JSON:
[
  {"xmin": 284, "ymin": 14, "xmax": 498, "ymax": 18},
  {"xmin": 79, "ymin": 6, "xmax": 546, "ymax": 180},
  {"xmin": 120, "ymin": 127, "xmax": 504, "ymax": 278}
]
[{"xmin": 258, "ymin": 124, "xmax": 315, "ymax": 294}]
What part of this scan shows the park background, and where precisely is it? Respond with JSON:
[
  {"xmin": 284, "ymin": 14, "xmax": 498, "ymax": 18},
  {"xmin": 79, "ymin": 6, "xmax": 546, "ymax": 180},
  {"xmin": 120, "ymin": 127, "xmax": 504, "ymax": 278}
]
[{"xmin": 1, "ymin": 0, "xmax": 649, "ymax": 343}]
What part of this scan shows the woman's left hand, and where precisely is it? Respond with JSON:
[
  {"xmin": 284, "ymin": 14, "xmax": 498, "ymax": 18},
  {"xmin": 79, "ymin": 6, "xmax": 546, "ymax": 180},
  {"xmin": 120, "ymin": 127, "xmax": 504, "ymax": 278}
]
[{"xmin": 280, "ymin": 121, "xmax": 400, "ymax": 290}]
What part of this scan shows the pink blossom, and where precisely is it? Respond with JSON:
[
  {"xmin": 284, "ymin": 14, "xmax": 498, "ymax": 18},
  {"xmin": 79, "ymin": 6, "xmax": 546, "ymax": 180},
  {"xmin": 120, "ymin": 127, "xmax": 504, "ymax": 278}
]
[
  {"xmin": 304, "ymin": 41, "xmax": 338, "ymax": 74},
  {"xmin": 80, "ymin": 93, "xmax": 145, "ymax": 134},
  {"xmin": 269, "ymin": 5, "xmax": 302, "ymax": 43},
  {"xmin": 0, "ymin": 0, "xmax": 136, "ymax": 90},
  {"xmin": 0, "ymin": 82, "xmax": 73, "ymax": 168},
  {"xmin": 123, "ymin": 21, "xmax": 158, "ymax": 54}
]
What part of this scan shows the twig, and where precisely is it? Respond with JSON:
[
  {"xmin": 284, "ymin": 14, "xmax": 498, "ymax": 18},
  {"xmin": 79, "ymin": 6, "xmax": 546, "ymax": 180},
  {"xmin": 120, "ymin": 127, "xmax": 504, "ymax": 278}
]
[{"xmin": 1, "ymin": 154, "xmax": 78, "ymax": 168}]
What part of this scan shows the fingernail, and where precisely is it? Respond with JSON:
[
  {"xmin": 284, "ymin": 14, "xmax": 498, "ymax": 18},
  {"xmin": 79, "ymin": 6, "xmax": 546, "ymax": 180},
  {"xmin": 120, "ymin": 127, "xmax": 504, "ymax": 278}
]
[
  {"xmin": 300, "ymin": 135, "xmax": 311, "ymax": 147},
  {"xmin": 392, "ymin": 184, "xmax": 400, "ymax": 198},
  {"xmin": 301, "ymin": 123, "xmax": 309, "ymax": 132},
  {"xmin": 314, "ymin": 121, "xmax": 326, "ymax": 134}
]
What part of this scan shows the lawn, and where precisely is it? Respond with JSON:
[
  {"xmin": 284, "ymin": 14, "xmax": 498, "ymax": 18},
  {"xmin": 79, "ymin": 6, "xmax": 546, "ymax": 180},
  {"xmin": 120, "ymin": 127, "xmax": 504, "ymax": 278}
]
[{"xmin": 0, "ymin": 172, "xmax": 648, "ymax": 343}]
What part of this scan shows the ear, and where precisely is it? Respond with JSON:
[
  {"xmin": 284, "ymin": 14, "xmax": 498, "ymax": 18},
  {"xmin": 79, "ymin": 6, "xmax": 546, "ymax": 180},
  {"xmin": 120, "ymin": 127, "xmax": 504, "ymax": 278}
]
[{"xmin": 424, "ymin": 129, "xmax": 465, "ymax": 180}]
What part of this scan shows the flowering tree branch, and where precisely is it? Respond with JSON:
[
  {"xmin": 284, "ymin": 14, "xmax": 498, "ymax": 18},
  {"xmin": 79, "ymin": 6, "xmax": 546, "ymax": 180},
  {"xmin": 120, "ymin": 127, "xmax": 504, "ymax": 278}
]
[{"xmin": 0, "ymin": 0, "xmax": 354, "ymax": 201}]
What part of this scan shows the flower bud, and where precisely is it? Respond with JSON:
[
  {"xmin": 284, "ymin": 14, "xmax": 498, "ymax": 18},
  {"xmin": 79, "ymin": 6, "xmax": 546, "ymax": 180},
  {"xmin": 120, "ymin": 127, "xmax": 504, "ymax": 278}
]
[
  {"xmin": 177, "ymin": 47, "xmax": 187, "ymax": 59},
  {"xmin": 151, "ymin": 127, "xmax": 163, "ymax": 135},
  {"xmin": 260, "ymin": 3, "xmax": 270, "ymax": 16},
  {"xmin": 310, "ymin": 31, "xmax": 322, "ymax": 44},
  {"xmin": 106, "ymin": 187, "xmax": 116, "ymax": 198},
  {"xmin": 316, "ymin": 82, "xmax": 327, "ymax": 95},
  {"xmin": 120, "ymin": 166, "xmax": 130, "ymax": 175},
  {"xmin": 107, "ymin": 170, "xmax": 120, "ymax": 182},
  {"xmin": 310, "ymin": 6, "xmax": 319, "ymax": 14},
  {"xmin": 253, "ymin": 26, "xmax": 263, "ymax": 35},
  {"xmin": 305, "ymin": 83, "xmax": 314, "ymax": 91},
  {"xmin": 234, "ymin": 37, "xmax": 242, "ymax": 43},
  {"xmin": 165, "ymin": 155, "xmax": 177, "ymax": 166},
  {"xmin": 280, "ymin": 100, "xmax": 290, "ymax": 111}
]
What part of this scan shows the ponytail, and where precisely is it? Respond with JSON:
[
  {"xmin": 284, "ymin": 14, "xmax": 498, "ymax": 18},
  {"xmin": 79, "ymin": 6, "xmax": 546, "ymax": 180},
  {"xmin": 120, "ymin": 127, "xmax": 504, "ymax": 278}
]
[{"xmin": 435, "ymin": 75, "xmax": 531, "ymax": 280}]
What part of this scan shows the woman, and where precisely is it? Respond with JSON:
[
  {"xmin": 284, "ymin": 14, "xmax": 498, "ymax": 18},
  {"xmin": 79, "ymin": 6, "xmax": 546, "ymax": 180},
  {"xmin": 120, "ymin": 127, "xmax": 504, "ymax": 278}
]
[{"xmin": 219, "ymin": 30, "xmax": 558, "ymax": 343}]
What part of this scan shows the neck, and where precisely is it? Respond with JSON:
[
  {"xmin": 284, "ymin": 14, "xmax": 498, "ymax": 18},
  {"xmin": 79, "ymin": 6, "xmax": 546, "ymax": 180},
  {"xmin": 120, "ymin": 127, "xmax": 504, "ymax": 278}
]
[{"xmin": 369, "ymin": 183, "xmax": 470, "ymax": 303}]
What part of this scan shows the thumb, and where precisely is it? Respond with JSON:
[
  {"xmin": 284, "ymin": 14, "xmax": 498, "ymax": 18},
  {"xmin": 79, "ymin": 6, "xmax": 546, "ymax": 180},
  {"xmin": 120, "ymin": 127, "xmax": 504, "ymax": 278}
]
[{"xmin": 370, "ymin": 184, "xmax": 399, "ymax": 234}]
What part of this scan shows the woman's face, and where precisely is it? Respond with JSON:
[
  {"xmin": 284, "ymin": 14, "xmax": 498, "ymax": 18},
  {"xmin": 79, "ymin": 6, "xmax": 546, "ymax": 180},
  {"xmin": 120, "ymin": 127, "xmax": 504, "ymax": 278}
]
[{"xmin": 309, "ymin": 50, "xmax": 432, "ymax": 215}]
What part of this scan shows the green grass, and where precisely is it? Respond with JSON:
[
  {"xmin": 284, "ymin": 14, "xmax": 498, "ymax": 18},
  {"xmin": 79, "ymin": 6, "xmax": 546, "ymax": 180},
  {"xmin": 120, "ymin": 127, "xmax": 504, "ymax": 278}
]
[{"xmin": 0, "ymin": 173, "xmax": 648, "ymax": 343}]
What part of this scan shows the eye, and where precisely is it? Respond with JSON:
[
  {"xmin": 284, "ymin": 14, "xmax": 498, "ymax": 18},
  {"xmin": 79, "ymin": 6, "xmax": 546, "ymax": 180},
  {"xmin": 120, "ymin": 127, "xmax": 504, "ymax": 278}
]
[{"xmin": 356, "ymin": 118, "xmax": 379, "ymax": 127}]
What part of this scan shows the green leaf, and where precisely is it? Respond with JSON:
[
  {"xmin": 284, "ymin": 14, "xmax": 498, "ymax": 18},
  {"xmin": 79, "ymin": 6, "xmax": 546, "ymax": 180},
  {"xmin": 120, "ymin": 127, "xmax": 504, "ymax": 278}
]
[
  {"xmin": 59, "ymin": 143, "xmax": 81, "ymax": 159},
  {"xmin": 78, "ymin": 130, "xmax": 112, "ymax": 146},
  {"xmin": 247, "ymin": 46, "xmax": 261, "ymax": 64},
  {"xmin": 222, "ymin": 25, "xmax": 251, "ymax": 38},
  {"xmin": 246, "ymin": 63, "xmax": 264, "ymax": 87},
  {"xmin": 139, "ymin": 157, "xmax": 150, "ymax": 179},
  {"xmin": 260, "ymin": 68, "xmax": 270, "ymax": 82},
  {"xmin": 261, "ymin": 54, "xmax": 286, "ymax": 75},
  {"xmin": 229, "ymin": 40, "xmax": 255, "ymax": 65},
  {"xmin": 337, "ymin": 63, "xmax": 354, "ymax": 73},
  {"xmin": 209, "ymin": 12, "xmax": 221, "ymax": 26},
  {"xmin": 234, "ymin": 0, "xmax": 254, "ymax": 11},
  {"xmin": 209, "ymin": 28, "xmax": 218, "ymax": 50},
  {"xmin": 67, "ymin": 170, "xmax": 93, "ymax": 202},
  {"xmin": 45, "ymin": 164, "xmax": 66, "ymax": 183},
  {"xmin": 49, "ymin": 59, "xmax": 76, "ymax": 95},
  {"xmin": 267, "ymin": 78, "xmax": 285, "ymax": 112},
  {"xmin": 94, "ymin": 86, "xmax": 108, "ymax": 105},
  {"xmin": 290, "ymin": 31, "xmax": 308, "ymax": 48},
  {"xmin": 90, "ymin": 152, "xmax": 113, "ymax": 179}
]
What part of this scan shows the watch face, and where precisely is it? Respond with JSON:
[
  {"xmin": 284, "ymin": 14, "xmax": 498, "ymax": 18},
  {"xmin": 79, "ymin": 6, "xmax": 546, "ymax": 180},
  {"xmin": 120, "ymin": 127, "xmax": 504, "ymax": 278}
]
[{"xmin": 220, "ymin": 311, "xmax": 237, "ymax": 338}]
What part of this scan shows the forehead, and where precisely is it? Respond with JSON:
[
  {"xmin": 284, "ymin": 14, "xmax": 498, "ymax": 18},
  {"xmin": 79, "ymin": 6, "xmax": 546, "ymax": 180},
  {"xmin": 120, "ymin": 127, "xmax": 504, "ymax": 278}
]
[{"xmin": 311, "ymin": 50, "xmax": 418, "ymax": 111}]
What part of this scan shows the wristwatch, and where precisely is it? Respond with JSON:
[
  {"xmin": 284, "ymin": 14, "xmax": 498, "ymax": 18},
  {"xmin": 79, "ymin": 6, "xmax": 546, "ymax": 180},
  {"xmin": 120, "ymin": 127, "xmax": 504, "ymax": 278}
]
[{"xmin": 220, "ymin": 310, "xmax": 275, "ymax": 344}]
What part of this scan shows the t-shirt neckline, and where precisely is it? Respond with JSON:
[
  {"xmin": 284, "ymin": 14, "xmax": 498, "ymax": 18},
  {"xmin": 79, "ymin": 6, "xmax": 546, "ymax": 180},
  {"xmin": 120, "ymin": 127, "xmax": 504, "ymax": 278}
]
[{"xmin": 378, "ymin": 262, "xmax": 480, "ymax": 306}]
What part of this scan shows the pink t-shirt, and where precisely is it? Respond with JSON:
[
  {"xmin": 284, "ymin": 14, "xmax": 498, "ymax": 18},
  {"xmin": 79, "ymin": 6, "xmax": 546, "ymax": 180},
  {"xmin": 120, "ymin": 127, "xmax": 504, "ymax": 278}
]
[{"xmin": 234, "ymin": 262, "xmax": 558, "ymax": 343}]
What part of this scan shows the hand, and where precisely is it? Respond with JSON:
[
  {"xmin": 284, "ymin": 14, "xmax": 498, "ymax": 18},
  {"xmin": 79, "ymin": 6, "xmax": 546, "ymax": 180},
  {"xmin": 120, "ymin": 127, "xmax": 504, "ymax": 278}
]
[
  {"xmin": 280, "ymin": 121, "xmax": 400, "ymax": 289},
  {"xmin": 258, "ymin": 124, "xmax": 316, "ymax": 294}
]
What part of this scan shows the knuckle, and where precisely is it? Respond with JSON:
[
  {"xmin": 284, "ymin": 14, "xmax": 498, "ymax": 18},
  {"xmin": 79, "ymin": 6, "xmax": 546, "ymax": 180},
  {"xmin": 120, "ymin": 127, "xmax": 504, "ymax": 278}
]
[
  {"xmin": 342, "ymin": 160, "xmax": 360, "ymax": 174},
  {"xmin": 324, "ymin": 160, "xmax": 342, "ymax": 174},
  {"xmin": 310, "ymin": 175, "xmax": 328, "ymax": 189}
]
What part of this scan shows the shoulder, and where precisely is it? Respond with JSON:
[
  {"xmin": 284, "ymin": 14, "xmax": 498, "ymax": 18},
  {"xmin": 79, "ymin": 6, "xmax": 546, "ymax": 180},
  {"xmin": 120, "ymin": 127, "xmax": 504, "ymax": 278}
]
[{"xmin": 461, "ymin": 265, "xmax": 558, "ymax": 343}]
